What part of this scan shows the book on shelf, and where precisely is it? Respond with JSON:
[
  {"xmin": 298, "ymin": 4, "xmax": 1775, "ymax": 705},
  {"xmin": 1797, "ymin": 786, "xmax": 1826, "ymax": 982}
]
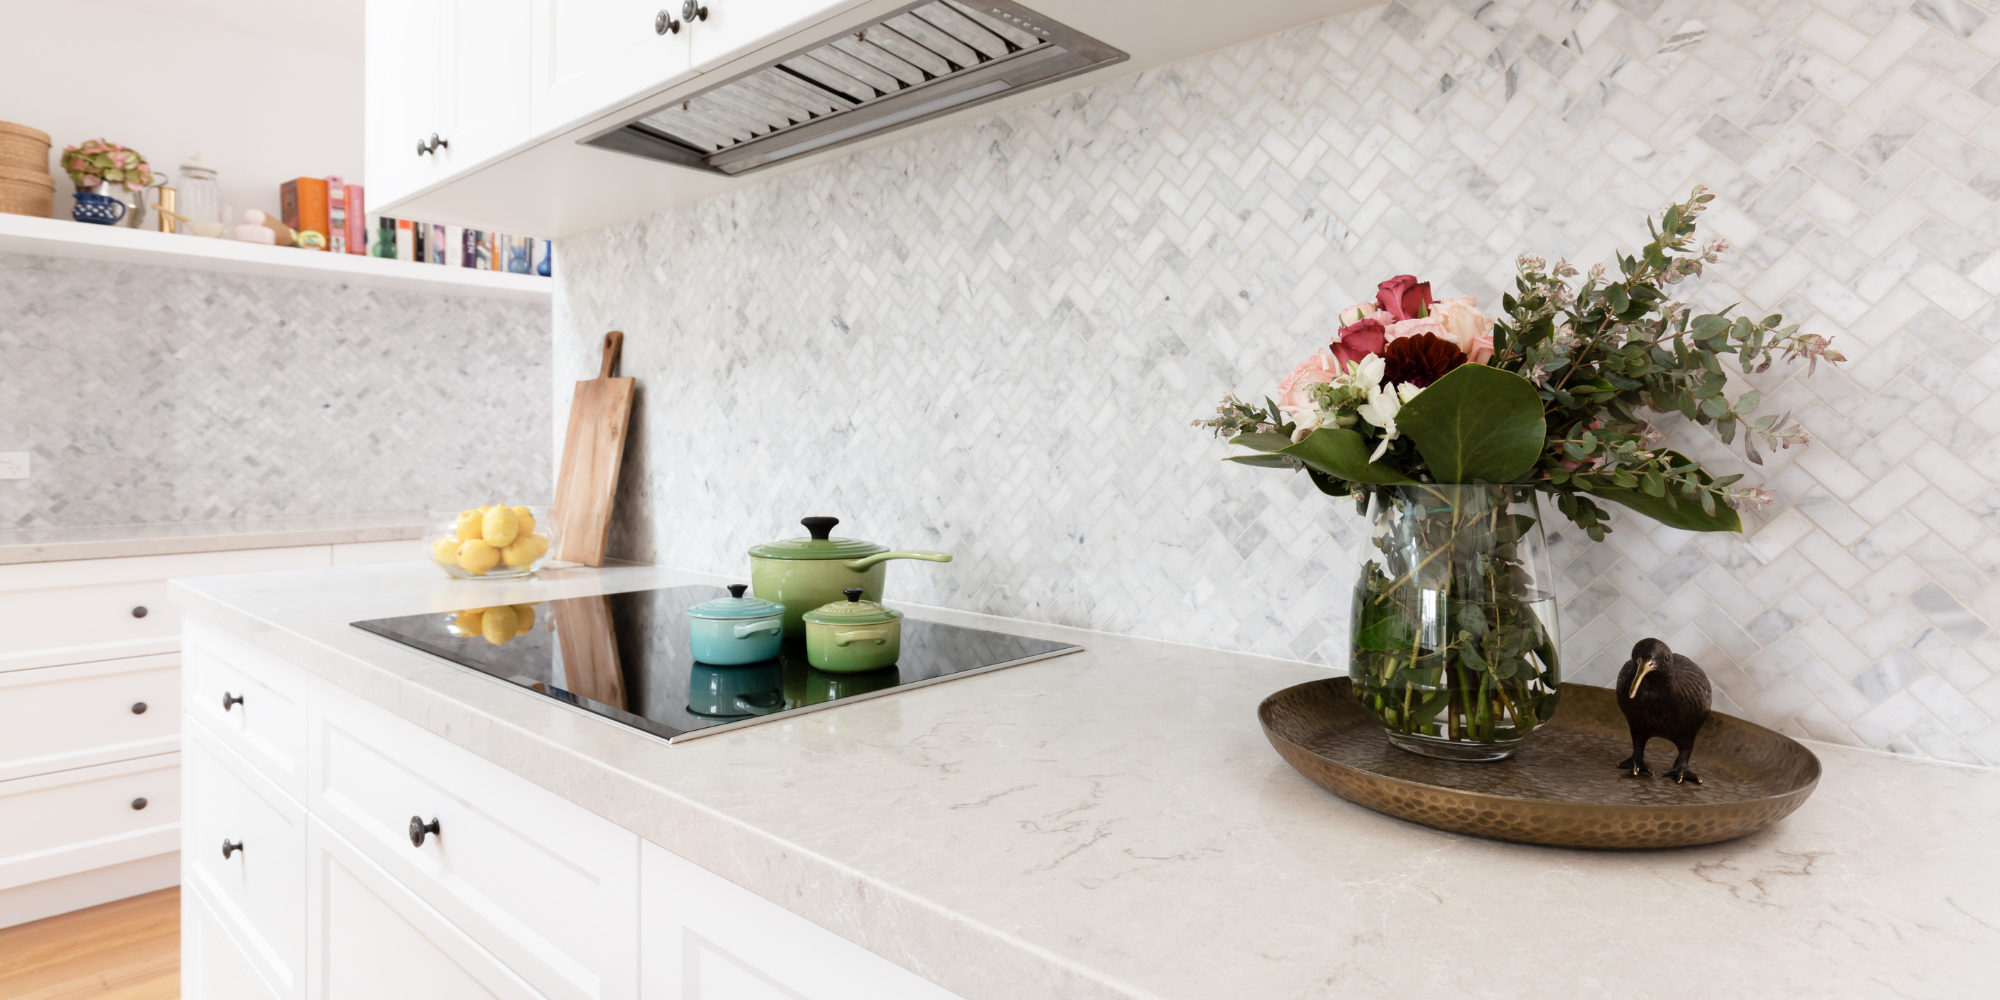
[
  {"xmin": 280, "ymin": 177, "xmax": 330, "ymax": 250},
  {"xmin": 344, "ymin": 184, "xmax": 366, "ymax": 255},
  {"xmin": 432, "ymin": 223, "xmax": 448, "ymax": 265},
  {"xmin": 413, "ymin": 220, "xmax": 427, "ymax": 264},
  {"xmin": 326, "ymin": 177, "xmax": 347, "ymax": 255},
  {"xmin": 396, "ymin": 218, "xmax": 414, "ymax": 262},
  {"xmin": 462, "ymin": 228, "xmax": 479, "ymax": 268},
  {"xmin": 474, "ymin": 230, "xmax": 494, "ymax": 270}
]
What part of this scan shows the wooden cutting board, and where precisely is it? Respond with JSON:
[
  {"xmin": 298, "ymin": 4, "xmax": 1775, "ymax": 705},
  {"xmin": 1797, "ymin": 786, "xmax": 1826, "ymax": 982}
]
[{"xmin": 552, "ymin": 331, "xmax": 634, "ymax": 567}]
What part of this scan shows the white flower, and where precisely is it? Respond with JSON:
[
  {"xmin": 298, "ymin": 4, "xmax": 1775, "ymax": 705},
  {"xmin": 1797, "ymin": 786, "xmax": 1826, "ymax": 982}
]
[
  {"xmin": 1289, "ymin": 408, "xmax": 1322, "ymax": 443},
  {"xmin": 1342, "ymin": 354, "xmax": 1386, "ymax": 393},
  {"xmin": 1357, "ymin": 382, "xmax": 1424, "ymax": 461}
]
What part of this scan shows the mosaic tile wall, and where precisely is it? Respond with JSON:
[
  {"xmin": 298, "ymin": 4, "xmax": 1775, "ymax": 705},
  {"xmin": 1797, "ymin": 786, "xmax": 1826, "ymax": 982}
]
[
  {"xmin": 557, "ymin": 0, "xmax": 2000, "ymax": 766},
  {"xmin": 2, "ymin": 253, "xmax": 551, "ymax": 527}
]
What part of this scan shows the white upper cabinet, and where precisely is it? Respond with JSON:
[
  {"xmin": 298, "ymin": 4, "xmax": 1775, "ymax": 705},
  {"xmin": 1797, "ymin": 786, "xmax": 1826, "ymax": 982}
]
[
  {"xmin": 366, "ymin": 0, "xmax": 533, "ymax": 211},
  {"xmin": 529, "ymin": 0, "xmax": 694, "ymax": 141},
  {"xmin": 686, "ymin": 0, "xmax": 856, "ymax": 73}
]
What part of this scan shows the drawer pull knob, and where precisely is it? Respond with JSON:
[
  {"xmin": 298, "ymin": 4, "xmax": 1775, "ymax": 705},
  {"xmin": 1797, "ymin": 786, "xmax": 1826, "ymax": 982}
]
[
  {"xmin": 131, "ymin": 606, "xmax": 148, "ymax": 618},
  {"xmin": 132, "ymin": 797, "xmax": 148, "ymax": 810},
  {"xmin": 222, "ymin": 692, "xmax": 244, "ymax": 711},
  {"xmin": 221, "ymin": 839, "xmax": 244, "ymax": 859},
  {"xmin": 132, "ymin": 701, "xmax": 148, "ymax": 714},
  {"xmin": 409, "ymin": 816, "xmax": 441, "ymax": 847}
]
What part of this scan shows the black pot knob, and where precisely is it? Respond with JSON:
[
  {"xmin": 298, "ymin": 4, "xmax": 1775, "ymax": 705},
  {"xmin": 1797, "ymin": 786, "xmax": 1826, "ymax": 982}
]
[
  {"xmin": 222, "ymin": 839, "xmax": 243, "ymax": 859},
  {"xmin": 409, "ymin": 816, "xmax": 441, "ymax": 847},
  {"xmin": 801, "ymin": 516, "xmax": 838, "ymax": 540},
  {"xmin": 844, "ymin": 588, "xmax": 863, "ymax": 602},
  {"xmin": 727, "ymin": 583, "xmax": 747, "ymax": 598}
]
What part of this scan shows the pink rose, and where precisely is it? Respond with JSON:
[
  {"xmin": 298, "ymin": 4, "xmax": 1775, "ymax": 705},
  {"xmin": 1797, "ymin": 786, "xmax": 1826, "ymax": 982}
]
[
  {"xmin": 1376, "ymin": 275, "xmax": 1433, "ymax": 321},
  {"xmin": 1277, "ymin": 348, "xmax": 1340, "ymax": 417},
  {"xmin": 1431, "ymin": 295, "xmax": 1494, "ymax": 358},
  {"xmin": 1466, "ymin": 334, "xmax": 1494, "ymax": 364},
  {"xmin": 1385, "ymin": 316, "xmax": 1448, "ymax": 342},
  {"xmin": 1331, "ymin": 318, "xmax": 1387, "ymax": 368}
]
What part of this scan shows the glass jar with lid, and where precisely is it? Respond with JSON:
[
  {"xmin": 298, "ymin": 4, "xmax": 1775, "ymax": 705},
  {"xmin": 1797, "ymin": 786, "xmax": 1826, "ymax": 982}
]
[{"xmin": 176, "ymin": 154, "xmax": 221, "ymax": 236}]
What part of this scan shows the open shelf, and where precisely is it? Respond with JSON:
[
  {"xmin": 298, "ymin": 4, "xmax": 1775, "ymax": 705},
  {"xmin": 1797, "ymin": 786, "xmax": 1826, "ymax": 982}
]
[{"xmin": 0, "ymin": 212, "xmax": 550, "ymax": 303}]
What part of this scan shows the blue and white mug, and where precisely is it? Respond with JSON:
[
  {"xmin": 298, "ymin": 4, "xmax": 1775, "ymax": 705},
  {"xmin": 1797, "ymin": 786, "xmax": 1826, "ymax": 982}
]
[{"xmin": 72, "ymin": 191, "xmax": 127, "ymax": 226}]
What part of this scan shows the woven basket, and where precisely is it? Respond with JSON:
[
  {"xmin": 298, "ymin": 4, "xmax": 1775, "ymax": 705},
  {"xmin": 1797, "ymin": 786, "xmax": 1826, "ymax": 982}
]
[
  {"xmin": 0, "ymin": 163, "xmax": 55, "ymax": 218},
  {"xmin": 0, "ymin": 121, "xmax": 51, "ymax": 174}
]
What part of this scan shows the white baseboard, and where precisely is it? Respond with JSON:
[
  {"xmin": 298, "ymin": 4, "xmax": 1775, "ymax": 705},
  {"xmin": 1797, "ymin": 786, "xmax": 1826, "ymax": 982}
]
[{"xmin": 0, "ymin": 850, "xmax": 180, "ymax": 929}]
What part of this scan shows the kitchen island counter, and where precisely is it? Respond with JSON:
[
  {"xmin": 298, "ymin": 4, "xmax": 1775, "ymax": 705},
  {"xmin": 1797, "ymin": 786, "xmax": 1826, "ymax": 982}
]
[{"xmin": 170, "ymin": 562, "xmax": 1998, "ymax": 1000}]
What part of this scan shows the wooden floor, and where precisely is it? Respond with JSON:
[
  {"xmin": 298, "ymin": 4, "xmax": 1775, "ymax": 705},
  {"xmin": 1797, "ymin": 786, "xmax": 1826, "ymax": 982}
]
[{"xmin": 0, "ymin": 889, "xmax": 178, "ymax": 1000}]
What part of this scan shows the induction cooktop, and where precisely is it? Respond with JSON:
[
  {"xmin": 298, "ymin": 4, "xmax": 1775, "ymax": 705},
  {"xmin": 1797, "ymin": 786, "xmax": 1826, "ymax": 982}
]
[{"xmin": 351, "ymin": 585, "xmax": 1082, "ymax": 743}]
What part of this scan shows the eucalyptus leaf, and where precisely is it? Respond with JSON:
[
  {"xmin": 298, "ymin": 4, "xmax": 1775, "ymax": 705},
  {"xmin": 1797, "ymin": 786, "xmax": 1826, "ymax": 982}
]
[
  {"xmin": 1229, "ymin": 431, "xmax": 1296, "ymax": 453},
  {"xmin": 1223, "ymin": 454, "xmax": 1298, "ymax": 469},
  {"xmin": 1280, "ymin": 429, "xmax": 1416, "ymax": 485},
  {"xmin": 1393, "ymin": 364, "xmax": 1547, "ymax": 484},
  {"xmin": 1584, "ymin": 483, "xmax": 1743, "ymax": 532}
]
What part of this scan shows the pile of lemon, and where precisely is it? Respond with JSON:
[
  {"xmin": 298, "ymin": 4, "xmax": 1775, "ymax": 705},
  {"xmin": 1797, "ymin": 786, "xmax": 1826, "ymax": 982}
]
[
  {"xmin": 452, "ymin": 605, "xmax": 538, "ymax": 646},
  {"xmin": 433, "ymin": 505, "xmax": 550, "ymax": 575}
]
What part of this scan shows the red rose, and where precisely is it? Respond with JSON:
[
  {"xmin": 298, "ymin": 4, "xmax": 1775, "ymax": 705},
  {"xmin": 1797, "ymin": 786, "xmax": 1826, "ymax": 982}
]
[
  {"xmin": 1375, "ymin": 275, "xmax": 1432, "ymax": 321},
  {"xmin": 1331, "ymin": 317, "xmax": 1386, "ymax": 367}
]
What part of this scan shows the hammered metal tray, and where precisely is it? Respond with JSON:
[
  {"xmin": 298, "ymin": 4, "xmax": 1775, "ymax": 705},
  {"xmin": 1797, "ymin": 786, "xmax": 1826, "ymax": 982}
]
[{"xmin": 1260, "ymin": 678, "xmax": 1821, "ymax": 848}]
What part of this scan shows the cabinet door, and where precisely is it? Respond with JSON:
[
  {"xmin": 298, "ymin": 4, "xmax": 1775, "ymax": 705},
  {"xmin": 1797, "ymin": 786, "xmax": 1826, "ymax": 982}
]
[
  {"xmin": 438, "ymin": 0, "xmax": 534, "ymax": 180},
  {"xmin": 187, "ymin": 883, "xmax": 285, "ymax": 1000},
  {"xmin": 638, "ymin": 842, "xmax": 964, "ymax": 1000},
  {"xmin": 530, "ymin": 0, "xmax": 695, "ymax": 140},
  {"xmin": 306, "ymin": 817, "xmax": 549, "ymax": 1000},
  {"xmin": 0, "ymin": 753, "xmax": 179, "ymax": 891},
  {"xmin": 0, "ymin": 654, "xmax": 178, "ymax": 782},
  {"xmin": 186, "ymin": 727, "xmax": 306, "ymax": 1000},
  {"xmin": 687, "ymin": 0, "xmax": 860, "ymax": 74},
  {"xmin": 365, "ymin": 0, "xmax": 445, "ymax": 209}
]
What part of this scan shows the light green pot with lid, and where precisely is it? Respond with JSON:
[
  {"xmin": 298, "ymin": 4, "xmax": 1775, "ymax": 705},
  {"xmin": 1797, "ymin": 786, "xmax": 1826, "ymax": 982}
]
[
  {"xmin": 803, "ymin": 589, "xmax": 903, "ymax": 673},
  {"xmin": 749, "ymin": 517, "xmax": 950, "ymax": 638}
]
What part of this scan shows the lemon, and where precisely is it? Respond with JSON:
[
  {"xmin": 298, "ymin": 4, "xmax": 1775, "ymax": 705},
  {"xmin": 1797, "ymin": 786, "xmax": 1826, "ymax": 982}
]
[
  {"xmin": 481, "ymin": 604, "xmax": 518, "ymax": 645},
  {"xmin": 531, "ymin": 532, "xmax": 549, "ymax": 557},
  {"xmin": 454, "ymin": 510, "xmax": 483, "ymax": 542},
  {"xmin": 482, "ymin": 505, "xmax": 519, "ymax": 548},
  {"xmin": 512, "ymin": 507, "xmax": 536, "ymax": 534},
  {"xmin": 431, "ymin": 538, "xmax": 460, "ymax": 564},
  {"xmin": 513, "ymin": 605, "xmax": 536, "ymax": 635},
  {"xmin": 501, "ymin": 536, "xmax": 538, "ymax": 568},
  {"xmin": 457, "ymin": 539, "xmax": 500, "ymax": 575},
  {"xmin": 453, "ymin": 608, "xmax": 484, "ymax": 635}
]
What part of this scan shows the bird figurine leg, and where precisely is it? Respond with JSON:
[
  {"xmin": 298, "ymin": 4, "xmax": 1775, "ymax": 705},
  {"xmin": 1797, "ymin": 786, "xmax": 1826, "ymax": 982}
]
[
  {"xmin": 1615, "ymin": 735, "xmax": 1652, "ymax": 778},
  {"xmin": 1664, "ymin": 742, "xmax": 1702, "ymax": 785}
]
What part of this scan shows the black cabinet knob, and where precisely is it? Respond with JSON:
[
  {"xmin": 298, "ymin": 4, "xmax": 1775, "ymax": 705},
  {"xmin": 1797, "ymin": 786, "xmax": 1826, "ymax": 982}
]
[
  {"xmin": 682, "ymin": 0, "xmax": 707, "ymax": 22},
  {"xmin": 655, "ymin": 9, "xmax": 680, "ymax": 33},
  {"xmin": 132, "ymin": 797, "xmax": 148, "ymax": 810},
  {"xmin": 409, "ymin": 816, "xmax": 442, "ymax": 847},
  {"xmin": 221, "ymin": 839, "xmax": 243, "ymax": 859},
  {"xmin": 131, "ymin": 606, "xmax": 148, "ymax": 618},
  {"xmin": 131, "ymin": 701, "xmax": 147, "ymax": 714},
  {"xmin": 222, "ymin": 691, "xmax": 244, "ymax": 711}
]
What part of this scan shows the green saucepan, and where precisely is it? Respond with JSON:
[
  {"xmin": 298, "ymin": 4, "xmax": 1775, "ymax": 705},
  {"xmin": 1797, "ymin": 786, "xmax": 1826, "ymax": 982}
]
[{"xmin": 748, "ymin": 516, "xmax": 950, "ymax": 638}]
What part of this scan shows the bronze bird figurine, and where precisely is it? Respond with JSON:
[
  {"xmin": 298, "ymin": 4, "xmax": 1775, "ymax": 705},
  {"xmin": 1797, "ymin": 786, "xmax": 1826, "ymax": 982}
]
[{"xmin": 1614, "ymin": 638, "xmax": 1711, "ymax": 784}]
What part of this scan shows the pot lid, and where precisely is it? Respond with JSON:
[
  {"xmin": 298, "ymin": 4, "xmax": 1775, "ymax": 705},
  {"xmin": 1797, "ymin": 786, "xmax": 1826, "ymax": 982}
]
[
  {"xmin": 803, "ymin": 588, "xmax": 903, "ymax": 625},
  {"xmin": 747, "ymin": 516, "xmax": 887, "ymax": 561},
  {"xmin": 685, "ymin": 584, "xmax": 786, "ymax": 620}
]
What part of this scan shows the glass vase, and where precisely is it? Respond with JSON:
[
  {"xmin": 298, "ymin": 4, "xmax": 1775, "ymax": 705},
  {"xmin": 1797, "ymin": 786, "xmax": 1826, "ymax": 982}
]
[{"xmin": 1348, "ymin": 484, "xmax": 1562, "ymax": 761}]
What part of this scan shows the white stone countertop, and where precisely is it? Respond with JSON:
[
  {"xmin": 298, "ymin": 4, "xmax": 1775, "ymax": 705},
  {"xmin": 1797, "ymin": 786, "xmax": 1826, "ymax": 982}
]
[
  {"xmin": 0, "ymin": 512, "xmax": 426, "ymax": 564},
  {"xmin": 169, "ymin": 562, "xmax": 1999, "ymax": 1000}
]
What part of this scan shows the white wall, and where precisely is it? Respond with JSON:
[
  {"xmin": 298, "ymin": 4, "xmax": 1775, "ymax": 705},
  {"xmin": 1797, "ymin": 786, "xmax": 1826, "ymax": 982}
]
[{"xmin": 0, "ymin": 0, "xmax": 361, "ymax": 218}]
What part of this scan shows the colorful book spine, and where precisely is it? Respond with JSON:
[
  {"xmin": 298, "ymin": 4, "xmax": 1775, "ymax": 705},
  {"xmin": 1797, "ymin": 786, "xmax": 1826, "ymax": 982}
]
[
  {"xmin": 462, "ymin": 228, "xmax": 479, "ymax": 268},
  {"xmin": 280, "ymin": 177, "xmax": 330, "ymax": 250},
  {"xmin": 326, "ymin": 177, "xmax": 347, "ymax": 254},
  {"xmin": 476, "ymin": 231, "xmax": 495, "ymax": 270},
  {"xmin": 396, "ymin": 218, "xmax": 414, "ymax": 262},
  {"xmin": 432, "ymin": 223, "xmax": 448, "ymax": 265},
  {"xmin": 344, "ymin": 184, "xmax": 366, "ymax": 255},
  {"xmin": 413, "ymin": 221, "xmax": 427, "ymax": 264}
]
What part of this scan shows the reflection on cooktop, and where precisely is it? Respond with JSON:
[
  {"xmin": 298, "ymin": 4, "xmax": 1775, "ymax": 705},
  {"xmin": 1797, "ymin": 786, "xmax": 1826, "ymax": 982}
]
[{"xmin": 350, "ymin": 585, "xmax": 1083, "ymax": 742}]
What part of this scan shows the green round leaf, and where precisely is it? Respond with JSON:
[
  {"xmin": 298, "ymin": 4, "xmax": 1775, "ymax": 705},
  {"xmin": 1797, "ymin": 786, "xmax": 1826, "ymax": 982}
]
[
  {"xmin": 1279, "ymin": 428, "xmax": 1415, "ymax": 484},
  {"xmin": 1393, "ymin": 364, "xmax": 1547, "ymax": 483}
]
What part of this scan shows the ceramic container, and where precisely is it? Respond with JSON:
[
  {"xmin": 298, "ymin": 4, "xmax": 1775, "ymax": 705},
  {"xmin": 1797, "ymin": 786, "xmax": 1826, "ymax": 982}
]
[
  {"xmin": 802, "ymin": 589, "xmax": 902, "ymax": 673},
  {"xmin": 748, "ymin": 516, "xmax": 949, "ymax": 638},
  {"xmin": 72, "ymin": 190, "xmax": 127, "ymax": 225},
  {"xmin": 684, "ymin": 585, "xmax": 785, "ymax": 665}
]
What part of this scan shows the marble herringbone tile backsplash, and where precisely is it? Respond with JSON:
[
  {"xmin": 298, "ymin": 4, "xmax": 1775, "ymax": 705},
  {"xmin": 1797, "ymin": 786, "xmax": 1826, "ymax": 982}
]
[
  {"xmin": 558, "ymin": 0, "xmax": 2000, "ymax": 766},
  {"xmin": 3, "ymin": 253, "xmax": 551, "ymax": 527}
]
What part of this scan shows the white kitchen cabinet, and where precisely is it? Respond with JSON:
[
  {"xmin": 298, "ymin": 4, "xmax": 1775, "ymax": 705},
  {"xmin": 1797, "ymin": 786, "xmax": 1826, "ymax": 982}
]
[
  {"xmin": 188, "ymin": 882, "xmax": 286, "ymax": 1000},
  {"xmin": 685, "ymin": 0, "xmax": 857, "ymax": 73},
  {"xmin": 530, "ymin": 0, "xmax": 694, "ymax": 141},
  {"xmin": 0, "ymin": 653, "xmax": 179, "ymax": 782},
  {"xmin": 186, "ymin": 723, "xmax": 308, "ymax": 1000},
  {"xmin": 0, "ymin": 754, "xmax": 180, "ymax": 892},
  {"xmin": 639, "ymin": 841, "xmax": 964, "ymax": 1000},
  {"xmin": 184, "ymin": 617, "xmax": 312, "ymax": 801},
  {"xmin": 365, "ymin": 0, "xmax": 533, "ymax": 210}
]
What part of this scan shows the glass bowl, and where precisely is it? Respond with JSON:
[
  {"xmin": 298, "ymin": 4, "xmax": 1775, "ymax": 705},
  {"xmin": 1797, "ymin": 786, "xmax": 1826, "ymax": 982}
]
[{"xmin": 423, "ymin": 506, "xmax": 557, "ymax": 579}]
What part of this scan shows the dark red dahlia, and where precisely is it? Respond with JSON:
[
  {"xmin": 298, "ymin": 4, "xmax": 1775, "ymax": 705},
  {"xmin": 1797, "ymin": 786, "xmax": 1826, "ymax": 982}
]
[{"xmin": 1382, "ymin": 333, "xmax": 1467, "ymax": 387}]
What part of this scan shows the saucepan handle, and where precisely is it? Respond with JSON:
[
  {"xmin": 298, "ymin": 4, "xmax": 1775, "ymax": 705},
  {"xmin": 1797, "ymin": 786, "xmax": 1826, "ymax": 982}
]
[
  {"xmin": 733, "ymin": 619, "xmax": 781, "ymax": 639},
  {"xmin": 841, "ymin": 551, "xmax": 952, "ymax": 571},
  {"xmin": 834, "ymin": 629, "xmax": 888, "ymax": 647}
]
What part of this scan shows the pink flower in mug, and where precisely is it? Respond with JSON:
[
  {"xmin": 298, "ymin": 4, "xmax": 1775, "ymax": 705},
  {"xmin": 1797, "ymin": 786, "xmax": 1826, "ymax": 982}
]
[
  {"xmin": 1276, "ymin": 348, "xmax": 1341, "ymax": 418},
  {"xmin": 1376, "ymin": 275, "xmax": 1433, "ymax": 321},
  {"xmin": 1331, "ymin": 317, "xmax": 1387, "ymax": 367}
]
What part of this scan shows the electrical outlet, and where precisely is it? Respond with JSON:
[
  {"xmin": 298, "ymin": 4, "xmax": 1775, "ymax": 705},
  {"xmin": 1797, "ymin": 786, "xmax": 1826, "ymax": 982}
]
[{"xmin": 0, "ymin": 453, "xmax": 28, "ymax": 480}]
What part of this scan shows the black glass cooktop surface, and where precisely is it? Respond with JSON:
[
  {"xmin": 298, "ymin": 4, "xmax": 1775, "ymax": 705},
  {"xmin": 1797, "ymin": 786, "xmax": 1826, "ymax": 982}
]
[{"xmin": 351, "ymin": 585, "xmax": 1081, "ymax": 743}]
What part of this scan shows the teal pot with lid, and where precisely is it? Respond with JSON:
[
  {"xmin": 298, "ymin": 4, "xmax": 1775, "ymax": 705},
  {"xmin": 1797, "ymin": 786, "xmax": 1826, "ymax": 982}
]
[
  {"xmin": 749, "ymin": 517, "xmax": 949, "ymax": 638},
  {"xmin": 802, "ymin": 589, "xmax": 903, "ymax": 673},
  {"xmin": 683, "ymin": 584, "xmax": 785, "ymax": 665}
]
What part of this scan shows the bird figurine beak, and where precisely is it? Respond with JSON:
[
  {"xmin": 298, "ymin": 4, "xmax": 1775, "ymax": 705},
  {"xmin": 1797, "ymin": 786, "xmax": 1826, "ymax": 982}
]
[{"xmin": 1628, "ymin": 659, "xmax": 1657, "ymax": 699}]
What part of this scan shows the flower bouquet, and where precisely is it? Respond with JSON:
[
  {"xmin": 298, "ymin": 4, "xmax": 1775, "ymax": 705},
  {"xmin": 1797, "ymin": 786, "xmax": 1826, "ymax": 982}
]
[
  {"xmin": 1200, "ymin": 188, "xmax": 1843, "ymax": 759},
  {"xmin": 60, "ymin": 139, "xmax": 159, "ymax": 192}
]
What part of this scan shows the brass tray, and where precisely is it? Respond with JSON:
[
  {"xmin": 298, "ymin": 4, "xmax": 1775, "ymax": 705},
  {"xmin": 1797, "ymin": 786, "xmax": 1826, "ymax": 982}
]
[{"xmin": 1259, "ymin": 679, "xmax": 1821, "ymax": 848}]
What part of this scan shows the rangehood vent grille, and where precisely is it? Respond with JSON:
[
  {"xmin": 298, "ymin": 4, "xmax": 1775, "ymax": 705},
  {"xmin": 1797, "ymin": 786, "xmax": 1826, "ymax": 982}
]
[{"xmin": 583, "ymin": 1, "xmax": 1125, "ymax": 175}]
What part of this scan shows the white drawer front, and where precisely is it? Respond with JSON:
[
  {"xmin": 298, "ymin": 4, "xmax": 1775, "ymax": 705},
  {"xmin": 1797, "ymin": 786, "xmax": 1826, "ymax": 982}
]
[
  {"xmin": 188, "ymin": 880, "xmax": 285, "ymax": 1000},
  {"xmin": 0, "ymin": 579, "xmax": 176, "ymax": 656},
  {"xmin": 307, "ymin": 816, "xmax": 550, "ymax": 1000},
  {"xmin": 310, "ymin": 680, "xmax": 638, "ymax": 1000},
  {"xmin": 0, "ymin": 654, "xmax": 179, "ymax": 782},
  {"xmin": 187, "ymin": 726, "xmax": 306, "ymax": 1000},
  {"xmin": 185, "ymin": 618, "xmax": 309, "ymax": 799},
  {"xmin": 0, "ymin": 753, "xmax": 180, "ymax": 891}
]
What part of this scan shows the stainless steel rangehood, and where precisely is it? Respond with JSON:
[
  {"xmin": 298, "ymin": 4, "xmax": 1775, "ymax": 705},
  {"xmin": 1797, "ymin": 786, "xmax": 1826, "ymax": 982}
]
[{"xmin": 584, "ymin": 1, "xmax": 1125, "ymax": 176}]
